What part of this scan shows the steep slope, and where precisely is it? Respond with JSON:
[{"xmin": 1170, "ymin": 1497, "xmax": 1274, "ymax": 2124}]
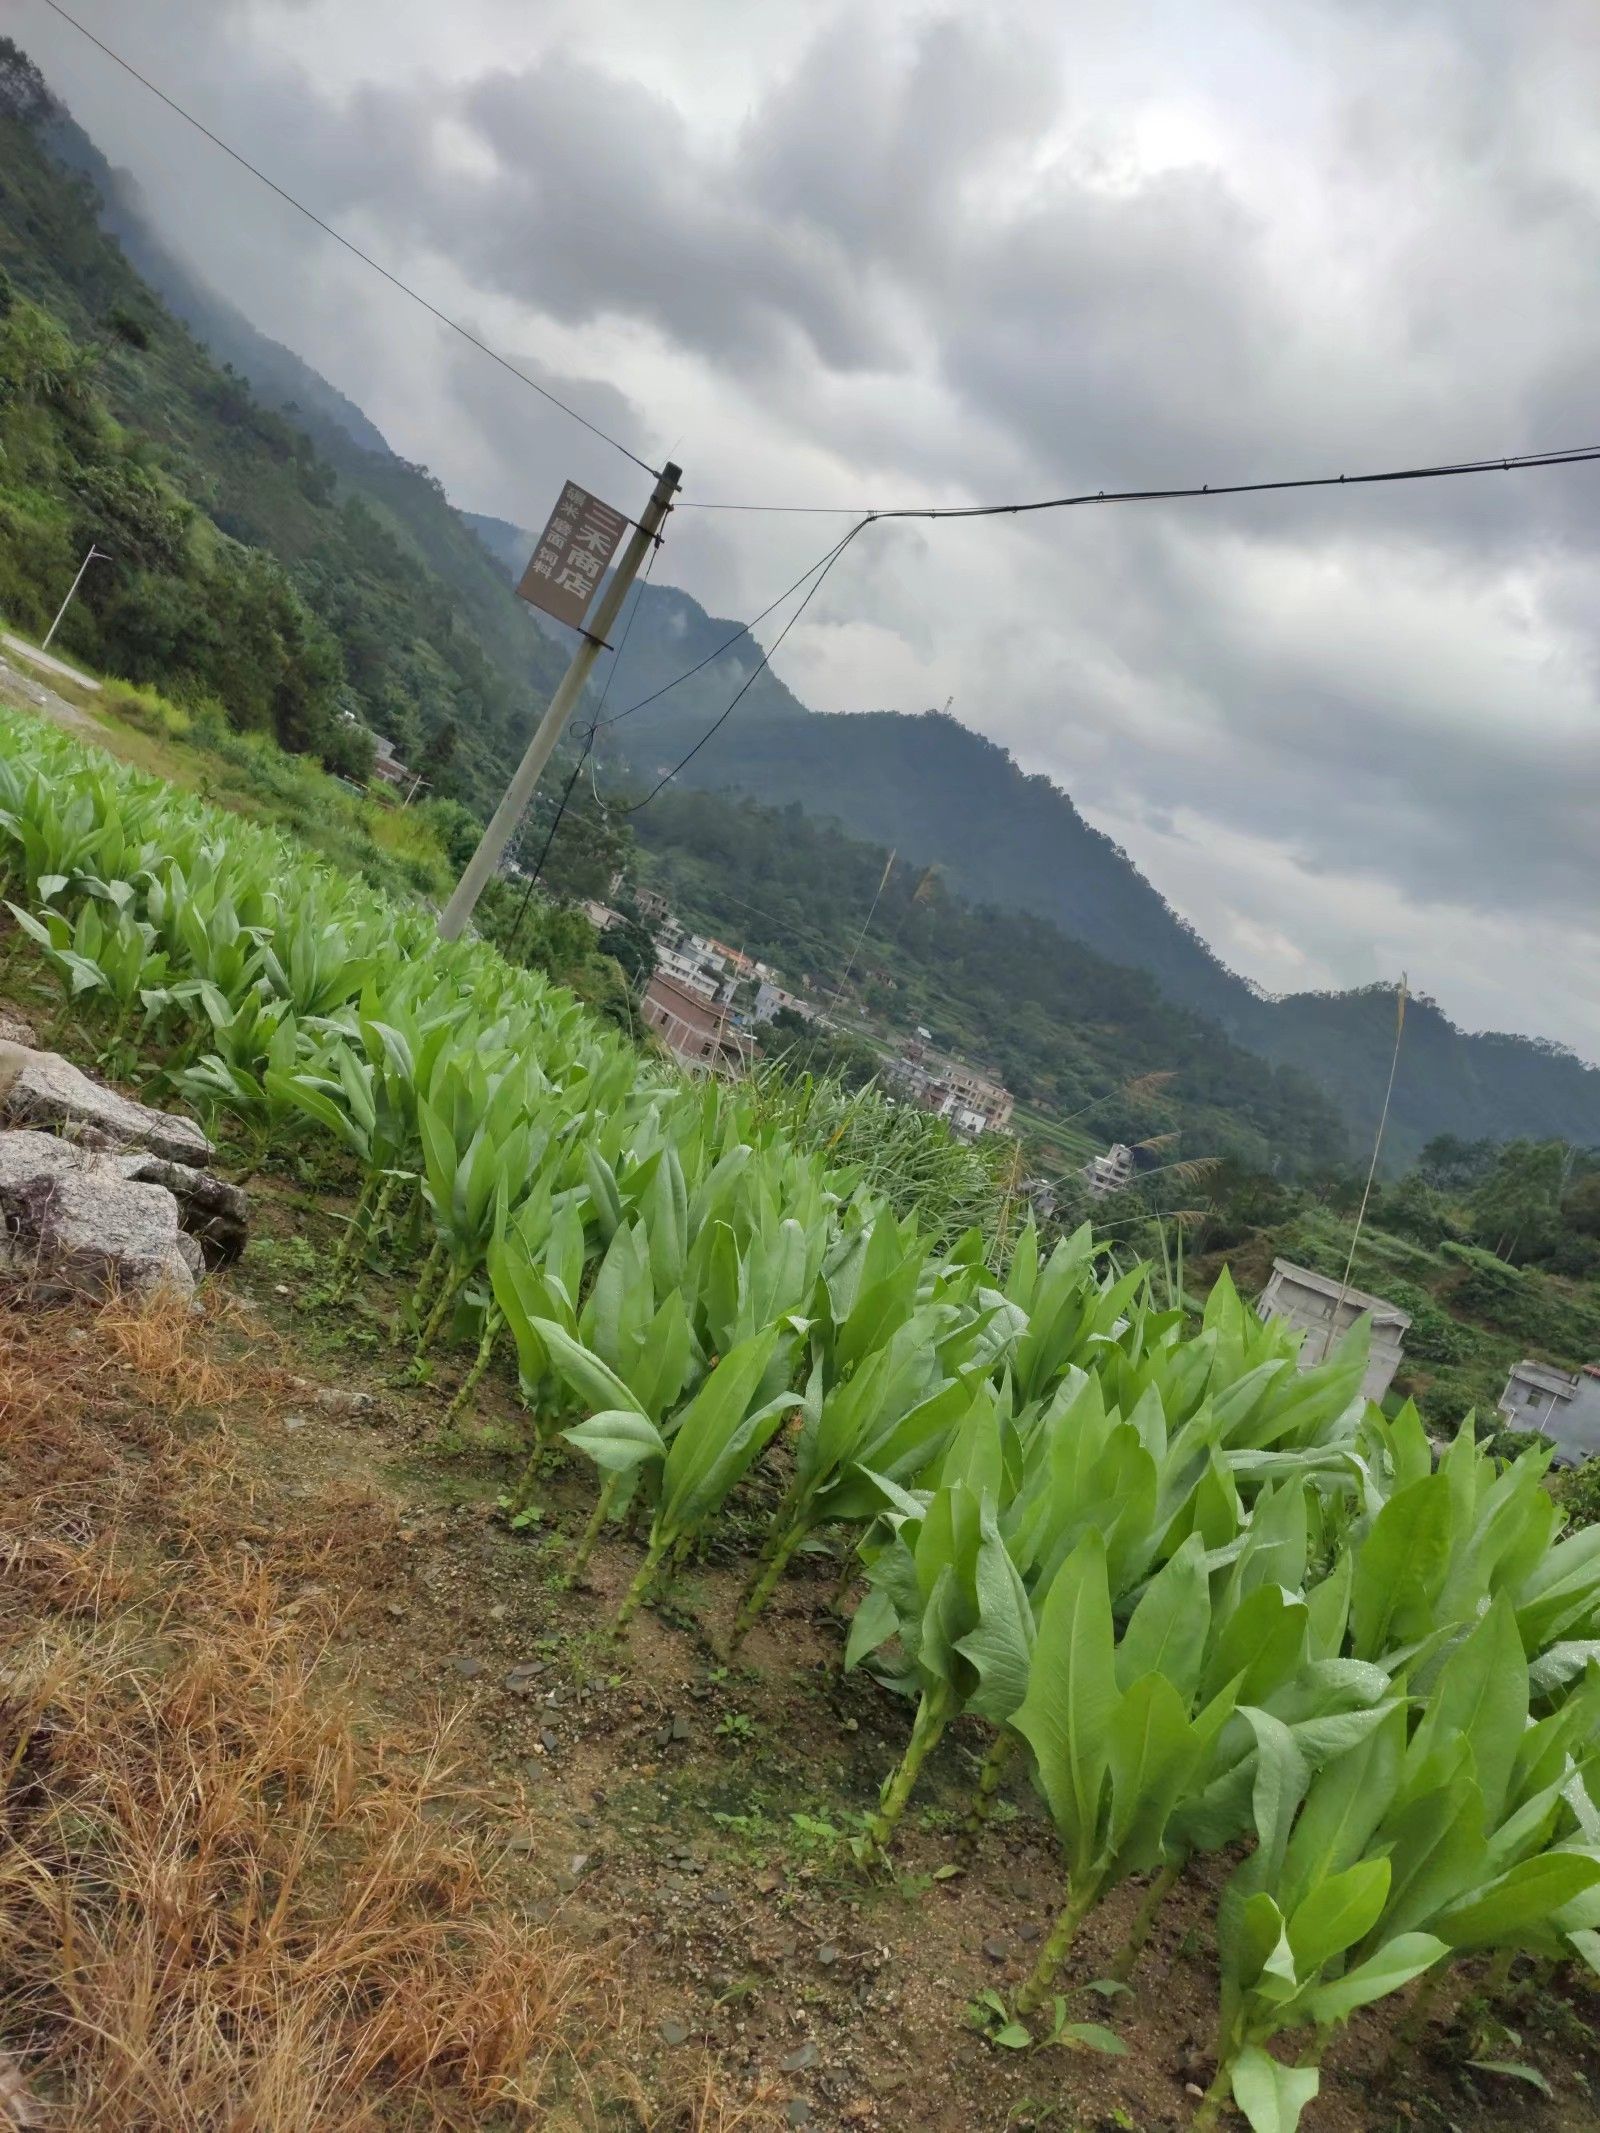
[{"xmin": 0, "ymin": 75, "xmax": 570, "ymax": 811}]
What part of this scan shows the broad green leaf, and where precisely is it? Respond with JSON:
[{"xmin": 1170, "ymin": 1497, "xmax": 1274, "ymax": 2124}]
[
  {"xmin": 1303, "ymin": 1931, "xmax": 1446, "ymax": 2026},
  {"xmin": 657, "ymin": 1326, "xmax": 788, "ymax": 1536},
  {"xmin": 1286, "ymin": 1856, "xmax": 1390, "ymax": 1975},
  {"xmin": 1116, "ymin": 1534, "xmax": 1210, "ymax": 1697},
  {"xmin": 563, "ymin": 1409, "xmax": 667, "ymax": 1474},
  {"xmin": 1434, "ymin": 1851, "xmax": 1600, "ymax": 1950},
  {"xmin": 1351, "ymin": 1474, "xmax": 1455, "ymax": 1661},
  {"xmin": 531, "ymin": 1317, "xmax": 646, "ymax": 1419},
  {"xmin": 1106, "ymin": 1669, "xmax": 1199, "ymax": 1870},
  {"xmin": 1405, "ymin": 1596, "xmax": 1526, "ymax": 1823},
  {"xmin": 1013, "ymin": 1530, "xmax": 1117, "ymax": 1870},
  {"xmin": 1230, "ymin": 2048, "xmax": 1319, "ymax": 2133}
]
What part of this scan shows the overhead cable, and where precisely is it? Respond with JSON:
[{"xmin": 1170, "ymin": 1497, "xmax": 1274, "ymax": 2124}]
[
  {"xmin": 675, "ymin": 443, "xmax": 1600, "ymax": 519},
  {"xmin": 617, "ymin": 519, "xmax": 873, "ymax": 812},
  {"xmin": 38, "ymin": 0, "xmax": 659, "ymax": 479}
]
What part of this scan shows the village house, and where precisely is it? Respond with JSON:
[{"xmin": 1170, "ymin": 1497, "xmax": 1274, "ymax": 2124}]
[
  {"xmin": 1082, "ymin": 1143, "xmax": 1137, "ymax": 1200},
  {"xmin": 1500, "ymin": 1358, "xmax": 1600, "ymax": 1466},
  {"xmin": 752, "ymin": 979, "xmax": 818, "ymax": 1025},
  {"xmin": 886, "ymin": 1045, "xmax": 1014, "ymax": 1138},
  {"xmin": 1256, "ymin": 1258, "xmax": 1411, "ymax": 1404},
  {"xmin": 641, "ymin": 971, "xmax": 758, "ymax": 1076}
]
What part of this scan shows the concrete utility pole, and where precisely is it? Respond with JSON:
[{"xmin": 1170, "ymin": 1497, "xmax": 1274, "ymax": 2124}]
[
  {"xmin": 438, "ymin": 462, "xmax": 681, "ymax": 942},
  {"xmin": 42, "ymin": 543, "xmax": 110, "ymax": 651}
]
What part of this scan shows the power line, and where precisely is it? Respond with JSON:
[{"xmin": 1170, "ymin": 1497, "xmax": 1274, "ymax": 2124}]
[
  {"xmin": 618, "ymin": 518, "xmax": 873, "ymax": 812},
  {"xmin": 594, "ymin": 523, "xmax": 869, "ymax": 731},
  {"xmin": 37, "ymin": 0, "xmax": 658, "ymax": 480},
  {"xmin": 676, "ymin": 442, "xmax": 1600, "ymax": 519}
]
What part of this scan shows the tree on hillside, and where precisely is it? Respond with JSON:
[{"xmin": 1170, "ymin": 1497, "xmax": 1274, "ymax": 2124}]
[
  {"xmin": 1469, "ymin": 1140, "xmax": 1565, "ymax": 1263},
  {"xmin": 1417, "ymin": 1133, "xmax": 1497, "ymax": 1192},
  {"xmin": 0, "ymin": 38, "xmax": 61, "ymax": 128},
  {"xmin": 600, "ymin": 913, "xmax": 658, "ymax": 990}
]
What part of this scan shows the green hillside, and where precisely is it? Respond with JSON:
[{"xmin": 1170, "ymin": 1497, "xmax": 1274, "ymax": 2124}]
[
  {"xmin": 0, "ymin": 52, "xmax": 569, "ymax": 812},
  {"xmin": 632, "ymin": 786, "xmax": 1351, "ymax": 1174},
  {"xmin": 472, "ymin": 518, "xmax": 1600, "ymax": 1167}
]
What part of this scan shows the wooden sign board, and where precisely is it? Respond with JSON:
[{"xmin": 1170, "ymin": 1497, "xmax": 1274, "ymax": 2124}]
[{"xmin": 516, "ymin": 480, "xmax": 630, "ymax": 630}]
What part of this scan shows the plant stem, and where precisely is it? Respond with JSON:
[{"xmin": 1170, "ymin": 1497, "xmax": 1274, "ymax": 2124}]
[
  {"xmin": 1380, "ymin": 1969, "xmax": 1445, "ymax": 2080},
  {"xmin": 826, "ymin": 1549, "xmax": 859, "ymax": 1614},
  {"xmin": 1014, "ymin": 1877, "xmax": 1102, "ymax": 2016},
  {"xmin": 571, "ymin": 1472, "xmax": 623, "ymax": 1577},
  {"xmin": 330, "ymin": 1175, "xmax": 377, "ymax": 1279},
  {"xmin": 861, "ymin": 1688, "xmax": 951, "ymax": 1855},
  {"xmin": 407, "ymin": 1236, "xmax": 446, "ymax": 1327},
  {"xmin": 613, "ymin": 1531, "xmax": 672, "ymax": 1634},
  {"xmin": 1189, "ymin": 2058, "xmax": 1233, "ymax": 2132},
  {"xmin": 1108, "ymin": 1858, "xmax": 1183, "ymax": 1983},
  {"xmin": 416, "ymin": 1263, "xmax": 464, "ymax": 1356},
  {"xmin": 441, "ymin": 1306, "xmax": 503, "ymax": 1425},
  {"xmin": 729, "ymin": 1504, "xmax": 813, "ymax": 1650},
  {"xmin": 964, "ymin": 1730, "xmax": 1019, "ymax": 1837}
]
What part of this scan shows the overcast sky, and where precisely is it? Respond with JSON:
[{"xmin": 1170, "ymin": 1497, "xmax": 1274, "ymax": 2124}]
[{"xmin": 16, "ymin": 0, "xmax": 1600, "ymax": 1059}]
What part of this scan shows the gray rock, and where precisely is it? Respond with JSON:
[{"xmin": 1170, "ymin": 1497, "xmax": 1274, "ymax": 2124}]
[
  {"xmin": 0, "ymin": 1006, "xmax": 37, "ymax": 1047},
  {"xmin": 659, "ymin": 2018, "xmax": 690, "ymax": 2047},
  {"xmin": 112, "ymin": 1153, "xmax": 247, "ymax": 1268},
  {"xmin": 451, "ymin": 1654, "xmax": 483, "ymax": 1679},
  {"xmin": 0, "ymin": 1043, "xmax": 211, "ymax": 1164},
  {"xmin": 781, "ymin": 2044, "xmax": 819, "ymax": 2072},
  {"xmin": 0, "ymin": 1131, "xmax": 200, "ymax": 1300},
  {"xmin": 285, "ymin": 1375, "xmax": 375, "ymax": 1414}
]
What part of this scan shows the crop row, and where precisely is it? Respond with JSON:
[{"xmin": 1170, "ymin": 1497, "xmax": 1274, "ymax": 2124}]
[{"xmin": 4, "ymin": 709, "xmax": 1600, "ymax": 2130}]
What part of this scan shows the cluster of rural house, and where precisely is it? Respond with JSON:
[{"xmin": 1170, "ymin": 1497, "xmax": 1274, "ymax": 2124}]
[
  {"xmin": 580, "ymin": 889, "xmax": 1016, "ymax": 1142},
  {"xmin": 881, "ymin": 1033, "xmax": 1014, "ymax": 1138},
  {"xmin": 1255, "ymin": 1259, "xmax": 1600, "ymax": 1469}
]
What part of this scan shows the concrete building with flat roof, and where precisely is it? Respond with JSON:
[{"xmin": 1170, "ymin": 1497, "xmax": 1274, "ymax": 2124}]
[
  {"xmin": 1499, "ymin": 1358, "xmax": 1600, "ymax": 1466},
  {"xmin": 1256, "ymin": 1257, "xmax": 1411, "ymax": 1404}
]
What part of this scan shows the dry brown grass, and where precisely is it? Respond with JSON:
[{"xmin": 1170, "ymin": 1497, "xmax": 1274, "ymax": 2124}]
[
  {"xmin": 0, "ymin": 1288, "xmax": 619, "ymax": 2130},
  {"xmin": 1, "ymin": 1592, "xmax": 607, "ymax": 2129}
]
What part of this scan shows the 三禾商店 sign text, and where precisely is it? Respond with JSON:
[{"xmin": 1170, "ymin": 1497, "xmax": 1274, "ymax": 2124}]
[{"xmin": 516, "ymin": 481, "xmax": 630, "ymax": 631}]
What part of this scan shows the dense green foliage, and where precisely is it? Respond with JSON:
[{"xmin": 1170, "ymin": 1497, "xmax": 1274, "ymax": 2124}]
[{"xmin": 0, "ymin": 68, "xmax": 572, "ymax": 808}]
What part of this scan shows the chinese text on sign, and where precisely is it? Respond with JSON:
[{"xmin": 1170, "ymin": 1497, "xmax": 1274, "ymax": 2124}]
[{"xmin": 516, "ymin": 481, "xmax": 630, "ymax": 631}]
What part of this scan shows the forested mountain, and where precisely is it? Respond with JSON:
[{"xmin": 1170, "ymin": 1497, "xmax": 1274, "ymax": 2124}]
[
  {"xmin": 0, "ymin": 53, "xmax": 570, "ymax": 810},
  {"xmin": 473, "ymin": 522, "xmax": 1600, "ymax": 1166}
]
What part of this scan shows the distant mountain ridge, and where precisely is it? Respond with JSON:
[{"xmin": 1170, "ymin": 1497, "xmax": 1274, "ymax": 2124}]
[{"xmin": 466, "ymin": 513, "xmax": 1600, "ymax": 1165}]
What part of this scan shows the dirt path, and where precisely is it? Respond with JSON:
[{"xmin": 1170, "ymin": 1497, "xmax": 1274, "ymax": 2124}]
[{"xmin": 0, "ymin": 643, "xmax": 107, "ymax": 737}]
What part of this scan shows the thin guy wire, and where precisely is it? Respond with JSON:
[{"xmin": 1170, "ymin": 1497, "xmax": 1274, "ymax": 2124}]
[
  {"xmin": 38, "ymin": 0, "xmax": 658, "ymax": 479},
  {"xmin": 618, "ymin": 518, "xmax": 874, "ymax": 813},
  {"xmin": 594, "ymin": 522, "xmax": 869, "ymax": 730},
  {"xmin": 675, "ymin": 442, "xmax": 1600, "ymax": 518}
]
